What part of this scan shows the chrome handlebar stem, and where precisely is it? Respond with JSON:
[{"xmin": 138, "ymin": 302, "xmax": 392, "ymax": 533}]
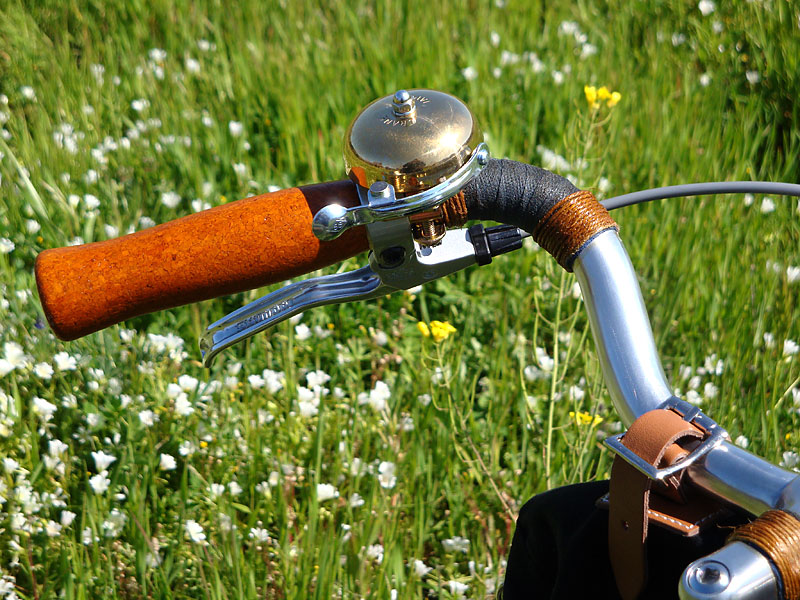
[{"xmin": 573, "ymin": 229, "xmax": 800, "ymax": 600}]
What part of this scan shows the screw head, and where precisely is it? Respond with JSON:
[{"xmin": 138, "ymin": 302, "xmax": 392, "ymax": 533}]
[
  {"xmin": 687, "ymin": 561, "xmax": 731, "ymax": 594},
  {"xmin": 391, "ymin": 90, "xmax": 416, "ymax": 117},
  {"xmin": 369, "ymin": 181, "xmax": 392, "ymax": 198}
]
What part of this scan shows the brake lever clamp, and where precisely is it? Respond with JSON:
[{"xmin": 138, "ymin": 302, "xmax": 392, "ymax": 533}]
[
  {"xmin": 200, "ymin": 174, "xmax": 519, "ymax": 366},
  {"xmin": 200, "ymin": 89, "xmax": 513, "ymax": 366}
]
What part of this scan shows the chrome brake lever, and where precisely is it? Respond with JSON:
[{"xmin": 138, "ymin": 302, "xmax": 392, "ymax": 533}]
[
  {"xmin": 200, "ymin": 220, "xmax": 484, "ymax": 366},
  {"xmin": 200, "ymin": 266, "xmax": 386, "ymax": 366},
  {"xmin": 200, "ymin": 143, "xmax": 512, "ymax": 366}
]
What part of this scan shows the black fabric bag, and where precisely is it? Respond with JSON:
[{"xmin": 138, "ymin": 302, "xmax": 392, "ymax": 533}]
[{"xmin": 501, "ymin": 480, "xmax": 746, "ymax": 599}]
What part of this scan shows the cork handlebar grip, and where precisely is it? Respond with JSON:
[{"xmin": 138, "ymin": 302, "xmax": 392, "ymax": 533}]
[{"xmin": 35, "ymin": 180, "xmax": 369, "ymax": 341}]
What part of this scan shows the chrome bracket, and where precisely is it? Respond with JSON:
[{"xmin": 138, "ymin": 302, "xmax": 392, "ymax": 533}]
[
  {"xmin": 603, "ymin": 397, "xmax": 729, "ymax": 481},
  {"xmin": 200, "ymin": 163, "xmax": 492, "ymax": 366},
  {"xmin": 311, "ymin": 143, "xmax": 490, "ymax": 241}
]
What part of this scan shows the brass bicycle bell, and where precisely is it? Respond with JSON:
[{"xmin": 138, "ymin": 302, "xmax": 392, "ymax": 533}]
[{"xmin": 344, "ymin": 89, "xmax": 483, "ymax": 246}]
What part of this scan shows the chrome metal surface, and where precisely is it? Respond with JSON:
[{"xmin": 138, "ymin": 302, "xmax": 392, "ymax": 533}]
[
  {"xmin": 205, "ymin": 181, "xmax": 483, "ymax": 364},
  {"xmin": 604, "ymin": 397, "xmax": 728, "ymax": 480},
  {"xmin": 679, "ymin": 542, "xmax": 778, "ymax": 599},
  {"xmin": 344, "ymin": 89, "xmax": 483, "ymax": 193},
  {"xmin": 200, "ymin": 266, "xmax": 384, "ymax": 366},
  {"xmin": 392, "ymin": 90, "xmax": 416, "ymax": 119},
  {"xmin": 686, "ymin": 442, "xmax": 799, "ymax": 516},
  {"xmin": 313, "ymin": 143, "xmax": 489, "ymax": 241},
  {"xmin": 572, "ymin": 229, "xmax": 673, "ymax": 425}
]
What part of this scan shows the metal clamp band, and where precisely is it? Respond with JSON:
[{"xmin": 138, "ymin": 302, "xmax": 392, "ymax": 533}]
[
  {"xmin": 312, "ymin": 143, "xmax": 490, "ymax": 241},
  {"xmin": 604, "ymin": 397, "xmax": 729, "ymax": 481}
]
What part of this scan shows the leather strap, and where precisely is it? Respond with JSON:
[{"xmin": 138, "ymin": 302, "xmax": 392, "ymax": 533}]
[{"xmin": 608, "ymin": 408, "xmax": 712, "ymax": 600}]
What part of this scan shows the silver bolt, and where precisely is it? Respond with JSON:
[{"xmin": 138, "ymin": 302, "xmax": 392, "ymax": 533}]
[
  {"xmin": 369, "ymin": 181, "xmax": 392, "ymax": 199},
  {"xmin": 392, "ymin": 90, "xmax": 416, "ymax": 117},
  {"xmin": 687, "ymin": 561, "xmax": 731, "ymax": 594}
]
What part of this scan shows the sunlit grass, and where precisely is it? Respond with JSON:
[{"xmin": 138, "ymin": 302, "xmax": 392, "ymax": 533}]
[{"xmin": 0, "ymin": 1, "xmax": 799, "ymax": 598}]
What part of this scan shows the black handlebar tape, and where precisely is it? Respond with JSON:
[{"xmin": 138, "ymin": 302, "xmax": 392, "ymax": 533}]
[{"xmin": 462, "ymin": 158, "xmax": 579, "ymax": 233}]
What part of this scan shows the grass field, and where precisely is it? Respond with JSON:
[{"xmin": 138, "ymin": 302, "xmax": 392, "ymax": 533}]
[{"xmin": 1, "ymin": 0, "xmax": 799, "ymax": 598}]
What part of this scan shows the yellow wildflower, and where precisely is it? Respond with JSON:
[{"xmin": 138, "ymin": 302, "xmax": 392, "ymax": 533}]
[
  {"xmin": 597, "ymin": 86, "xmax": 611, "ymax": 101},
  {"xmin": 430, "ymin": 320, "xmax": 457, "ymax": 342},
  {"xmin": 569, "ymin": 411, "xmax": 604, "ymax": 427},
  {"xmin": 608, "ymin": 91, "xmax": 621, "ymax": 107},
  {"xmin": 584, "ymin": 85, "xmax": 598, "ymax": 108},
  {"xmin": 417, "ymin": 321, "xmax": 431, "ymax": 337}
]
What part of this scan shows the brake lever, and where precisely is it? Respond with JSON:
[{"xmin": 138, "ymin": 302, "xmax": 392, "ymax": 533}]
[
  {"xmin": 200, "ymin": 265, "xmax": 385, "ymax": 365},
  {"xmin": 200, "ymin": 169, "xmax": 525, "ymax": 366}
]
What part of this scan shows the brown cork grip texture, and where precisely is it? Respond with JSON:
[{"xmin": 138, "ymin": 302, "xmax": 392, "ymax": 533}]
[{"xmin": 35, "ymin": 181, "xmax": 369, "ymax": 341}]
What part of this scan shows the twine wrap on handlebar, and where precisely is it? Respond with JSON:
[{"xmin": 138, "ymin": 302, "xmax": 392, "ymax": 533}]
[
  {"xmin": 728, "ymin": 510, "xmax": 800, "ymax": 600},
  {"xmin": 463, "ymin": 159, "xmax": 617, "ymax": 271},
  {"xmin": 532, "ymin": 190, "xmax": 618, "ymax": 271}
]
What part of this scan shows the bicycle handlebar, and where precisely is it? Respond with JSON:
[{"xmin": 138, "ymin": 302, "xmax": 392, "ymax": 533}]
[{"xmin": 35, "ymin": 181, "xmax": 368, "ymax": 340}]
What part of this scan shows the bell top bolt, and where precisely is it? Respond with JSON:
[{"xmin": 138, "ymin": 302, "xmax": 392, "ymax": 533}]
[{"xmin": 392, "ymin": 89, "xmax": 416, "ymax": 118}]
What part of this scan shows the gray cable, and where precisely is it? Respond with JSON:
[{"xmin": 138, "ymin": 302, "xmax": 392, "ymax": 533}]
[{"xmin": 601, "ymin": 181, "xmax": 800, "ymax": 210}]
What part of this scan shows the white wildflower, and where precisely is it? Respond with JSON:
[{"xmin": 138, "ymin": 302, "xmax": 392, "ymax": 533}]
[
  {"xmin": 249, "ymin": 527, "xmax": 270, "ymax": 543},
  {"xmin": 306, "ymin": 369, "xmax": 331, "ymax": 388},
  {"xmin": 734, "ymin": 435, "xmax": 749, "ymax": 449},
  {"xmin": 89, "ymin": 470, "xmax": 111, "ymax": 494},
  {"xmin": 33, "ymin": 362, "xmax": 54, "ymax": 379},
  {"xmin": 92, "ymin": 451, "xmax": 116, "ymax": 471},
  {"xmin": 700, "ymin": 72, "xmax": 712, "ymax": 87},
  {"xmin": 263, "ymin": 369, "xmax": 284, "ymax": 394},
  {"xmin": 698, "ymin": 0, "xmax": 715, "ymax": 16},
  {"xmin": 413, "ymin": 559, "xmax": 432, "ymax": 577},
  {"xmin": 33, "ymin": 397, "xmax": 57, "ymax": 421},
  {"xmin": 185, "ymin": 519, "xmax": 206, "ymax": 543},
  {"xmin": 228, "ymin": 121, "xmax": 244, "ymax": 137},
  {"xmin": 784, "ymin": 339, "xmax": 799, "ymax": 357},
  {"xmin": 159, "ymin": 453, "xmax": 177, "ymax": 471},
  {"xmin": 316, "ymin": 483, "xmax": 339, "ymax": 501},
  {"xmin": 53, "ymin": 351, "xmax": 77, "ymax": 371},
  {"xmin": 138, "ymin": 409, "xmax": 158, "ymax": 427},
  {"xmin": 787, "ymin": 266, "xmax": 800, "ymax": 283},
  {"xmin": 760, "ymin": 197, "xmax": 775, "ymax": 213},
  {"xmin": 294, "ymin": 323, "xmax": 311, "ymax": 341},
  {"xmin": 161, "ymin": 191, "xmax": 181, "ymax": 208},
  {"xmin": 744, "ymin": 193, "xmax": 754, "ymax": 207},
  {"xmin": 447, "ymin": 581, "xmax": 469, "ymax": 597},
  {"xmin": 349, "ymin": 492, "xmax": 365, "ymax": 508},
  {"xmin": 0, "ymin": 238, "xmax": 14, "ymax": 254},
  {"xmin": 686, "ymin": 390, "xmax": 703, "ymax": 405},
  {"xmin": 368, "ymin": 380, "xmax": 391, "ymax": 411},
  {"xmin": 185, "ymin": 57, "xmax": 201, "ymax": 73},
  {"xmin": 228, "ymin": 481, "xmax": 242, "ymax": 496},
  {"xmin": 20, "ymin": 86, "xmax": 36, "ymax": 100},
  {"xmin": 461, "ymin": 66, "xmax": 478, "ymax": 81},
  {"xmin": 176, "ymin": 440, "xmax": 196, "ymax": 457},
  {"xmin": 746, "ymin": 71, "xmax": 760, "ymax": 85},
  {"xmin": 131, "ymin": 98, "xmax": 150, "ymax": 112},
  {"xmin": 378, "ymin": 461, "xmax": 397, "ymax": 489},
  {"xmin": 442, "ymin": 536, "xmax": 470, "ymax": 553},
  {"xmin": 780, "ymin": 451, "xmax": 800, "ymax": 470},
  {"xmin": 61, "ymin": 510, "xmax": 77, "ymax": 527},
  {"xmin": 535, "ymin": 347, "xmax": 554, "ymax": 372},
  {"xmin": 365, "ymin": 543, "xmax": 384, "ymax": 563}
]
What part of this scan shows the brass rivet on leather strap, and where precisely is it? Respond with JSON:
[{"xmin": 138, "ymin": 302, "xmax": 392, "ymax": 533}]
[
  {"xmin": 728, "ymin": 509, "xmax": 800, "ymax": 599},
  {"xmin": 532, "ymin": 190, "xmax": 618, "ymax": 271}
]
